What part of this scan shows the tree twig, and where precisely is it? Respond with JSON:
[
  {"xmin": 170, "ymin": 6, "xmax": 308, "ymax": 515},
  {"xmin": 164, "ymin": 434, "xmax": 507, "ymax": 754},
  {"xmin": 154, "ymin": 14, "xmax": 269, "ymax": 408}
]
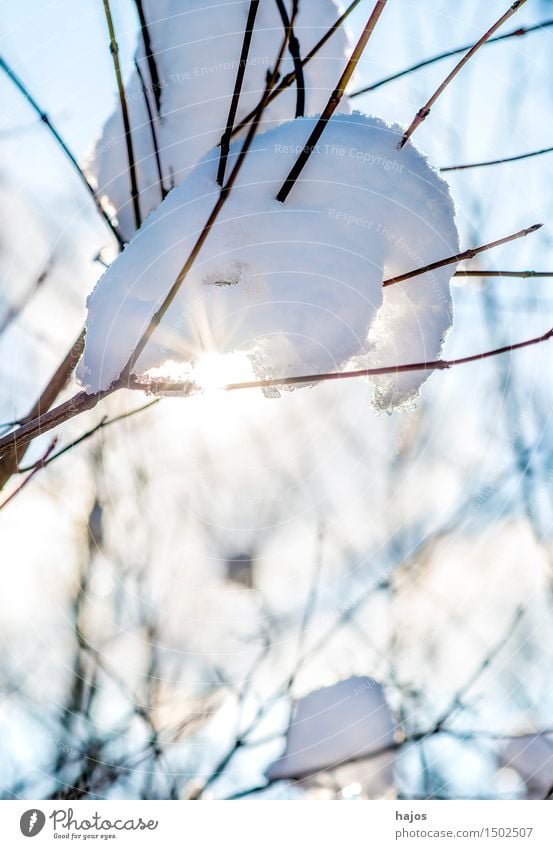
[
  {"xmin": 134, "ymin": 0, "xmax": 162, "ymax": 114},
  {"xmin": 276, "ymin": 0, "xmax": 389, "ymax": 203},
  {"xmin": 0, "ymin": 438, "xmax": 57, "ymax": 511},
  {"xmin": 398, "ymin": 0, "xmax": 528, "ymax": 149},
  {"xmin": 274, "ymin": 0, "xmax": 305, "ymax": 118},
  {"xmin": 217, "ymin": 0, "xmax": 260, "ymax": 186},
  {"xmin": 102, "ymin": 0, "xmax": 141, "ymax": 231},
  {"xmin": 454, "ymin": 269, "xmax": 553, "ymax": 279},
  {"xmin": 134, "ymin": 59, "xmax": 167, "ymax": 201},
  {"xmin": 441, "ymin": 144, "xmax": 553, "ymax": 172},
  {"xmin": 383, "ymin": 223, "xmax": 542, "ymax": 287},
  {"xmin": 0, "ymin": 56, "xmax": 124, "ymax": 248},
  {"xmin": 349, "ymin": 18, "xmax": 553, "ymax": 97}
]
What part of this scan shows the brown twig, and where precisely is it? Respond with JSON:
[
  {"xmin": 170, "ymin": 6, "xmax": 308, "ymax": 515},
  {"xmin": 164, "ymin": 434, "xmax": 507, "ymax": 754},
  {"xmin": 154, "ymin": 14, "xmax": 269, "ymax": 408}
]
[
  {"xmin": 0, "ymin": 56, "xmax": 124, "ymax": 248},
  {"xmin": 349, "ymin": 18, "xmax": 553, "ymax": 97},
  {"xmin": 454, "ymin": 269, "xmax": 553, "ymax": 278},
  {"xmin": 17, "ymin": 400, "xmax": 158, "ymax": 473},
  {"xmin": 0, "ymin": 438, "xmax": 58, "ymax": 511},
  {"xmin": 274, "ymin": 0, "xmax": 305, "ymax": 118},
  {"xmin": 134, "ymin": 0, "xmax": 162, "ymax": 114},
  {"xmin": 276, "ymin": 0, "xmax": 389, "ymax": 203},
  {"xmin": 217, "ymin": 0, "xmax": 260, "ymax": 186},
  {"xmin": 398, "ymin": 0, "xmax": 528, "ymax": 149},
  {"xmin": 383, "ymin": 223, "xmax": 542, "ymax": 287},
  {"xmin": 134, "ymin": 59, "xmax": 167, "ymax": 201},
  {"xmin": 102, "ymin": 0, "xmax": 141, "ymax": 231},
  {"xmin": 230, "ymin": 0, "xmax": 363, "ymax": 140},
  {"xmin": 441, "ymin": 144, "xmax": 553, "ymax": 172}
]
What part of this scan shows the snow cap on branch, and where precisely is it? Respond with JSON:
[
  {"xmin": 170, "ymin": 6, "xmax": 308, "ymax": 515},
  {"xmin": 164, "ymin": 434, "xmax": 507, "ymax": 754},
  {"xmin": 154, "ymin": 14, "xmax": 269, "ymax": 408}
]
[
  {"xmin": 266, "ymin": 676, "xmax": 395, "ymax": 780},
  {"xmin": 78, "ymin": 113, "xmax": 459, "ymax": 409}
]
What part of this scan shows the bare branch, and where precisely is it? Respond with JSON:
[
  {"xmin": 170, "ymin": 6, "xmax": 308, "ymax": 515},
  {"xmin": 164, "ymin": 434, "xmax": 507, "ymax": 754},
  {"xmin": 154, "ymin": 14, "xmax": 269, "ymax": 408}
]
[
  {"xmin": 274, "ymin": 0, "xmax": 305, "ymax": 118},
  {"xmin": 383, "ymin": 224, "xmax": 542, "ymax": 287},
  {"xmin": 0, "ymin": 438, "xmax": 57, "ymax": 511},
  {"xmin": 0, "ymin": 56, "xmax": 124, "ymax": 248},
  {"xmin": 134, "ymin": 59, "xmax": 167, "ymax": 201},
  {"xmin": 349, "ymin": 18, "xmax": 553, "ymax": 97},
  {"xmin": 276, "ymin": 0, "xmax": 389, "ymax": 203},
  {"xmin": 399, "ymin": 0, "xmax": 528, "ymax": 149},
  {"xmin": 441, "ymin": 144, "xmax": 553, "ymax": 172},
  {"xmin": 217, "ymin": 0, "xmax": 260, "ymax": 186},
  {"xmin": 455, "ymin": 269, "xmax": 553, "ymax": 279},
  {"xmin": 102, "ymin": 0, "xmax": 142, "ymax": 231},
  {"xmin": 134, "ymin": 0, "xmax": 162, "ymax": 114}
]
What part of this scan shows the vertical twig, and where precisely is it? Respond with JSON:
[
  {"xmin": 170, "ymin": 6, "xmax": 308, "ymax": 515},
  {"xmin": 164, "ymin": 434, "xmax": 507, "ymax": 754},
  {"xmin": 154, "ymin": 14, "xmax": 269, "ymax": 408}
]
[
  {"xmin": 276, "ymin": 0, "xmax": 389, "ymax": 203},
  {"xmin": 217, "ymin": 0, "xmax": 260, "ymax": 186},
  {"xmin": 398, "ymin": 0, "xmax": 527, "ymax": 148},
  {"xmin": 135, "ymin": 59, "xmax": 167, "ymax": 201},
  {"xmin": 230, "ymin": 0, "xmax": 363, "ymax": 139},
  {"xmin": 134, "ymin": 0, "xmax": 162, "ymax": 114},
  {"xmin": 0, "ymin": 56, "xmax": 124, "ymax": 248},
  {"xmin": 102, "ymin": 0, "xmax": 142, "ymax": 231},
  {"xmin": 274, "ymin": 0, "xmax": 305, "ymax": 117}
]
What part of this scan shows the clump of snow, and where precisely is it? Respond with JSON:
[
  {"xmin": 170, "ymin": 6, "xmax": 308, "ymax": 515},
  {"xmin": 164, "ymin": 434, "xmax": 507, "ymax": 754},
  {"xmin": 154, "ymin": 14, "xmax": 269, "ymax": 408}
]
[
  {"xmin": 502, "ymin": 734, "xmax": 553, "ymax": 798},
  {"xmin": 88, "ymin": 0, "xmax": 351, "ymax": 242},
  {"xmin": 78, "ymin": 113, "xmax": 458, "ymax": 409},
  {"xmin": 265, "ymin": 676, "xmax": 395, "ymax": 780}
]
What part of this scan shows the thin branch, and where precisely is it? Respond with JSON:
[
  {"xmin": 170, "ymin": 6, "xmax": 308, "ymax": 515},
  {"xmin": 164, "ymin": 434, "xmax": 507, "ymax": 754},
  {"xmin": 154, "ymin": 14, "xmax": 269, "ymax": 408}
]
[
  {"xmin": 383, "ymin": 223, "xmax": 542, "ymax": 287},
  {"xmin": 0, "ymin": 330, "xmax": 86, "ymax": 490},
  {"xmin": 398, "ymin": 0, "xmax": 528, "ymax": 149},
  {"xmin": 129, "ymin": 319, "xmax": 553, "ymax": 397},
  {"xmin": 274, "ymin": 0, "xmax": 305, "ymax": 118},
  {"xmin": 119, "ymin": 14, "xmax": 295, "ymax": 382},
  {"xmin": 134, "ymin": 0, "xmax": 162, "ymax": 114},
  {"xmin": 102, "ymin": 0, "xmax": 141, "ymax": 231},
  {"xmin": 441, "ymin": 144, "xmax": 553, "ymax": 172},
  {"xmin": 17, "ymin": 400, "xmax": 158, "ymax": 473},
  {"xmin": 0, "ymin": 56, "xmax": 124, "ymax": 248},
  {"xmin": 276, "ymin": 0, "xmax": 389, "ymax": 203},
  {"xmin": 349, "ymin": 18, "xmax": 553, "ymax": 97},
  {"xmin": 217, "ymin": 0, "xmax": 261, "ymax": 186},
  {"xmin": 0, "ymin": 438, "xmax": 57, "ymax": 511},
  {"xmin": 0, "ymin": 252, "xmax": 54, "ymax": 336},
  {"xmin": 230, "ymin": 0, "xmax": 363, "ymax": 140},
  {"xmin": 134, "ymin": 59, "xmax": 167, "ymax": 201},
  {"xmin": 455, "ymin": 269, "xmax": 553, "ymax": 279}
]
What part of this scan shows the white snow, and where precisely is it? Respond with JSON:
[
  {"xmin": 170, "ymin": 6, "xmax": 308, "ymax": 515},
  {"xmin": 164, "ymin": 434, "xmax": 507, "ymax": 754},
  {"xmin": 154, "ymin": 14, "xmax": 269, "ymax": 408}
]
[
  {"xmin": 503, "ymin": 734, "xmax": 553, "ymax": 798},
  {"xmin": 78, "ymin": 112, "xmax": 459, "ymax": 409},
  {"xmin": 265, "ymin": 676, "xmax": 395, "ymax": 780},
  {"xmin": 88, "ymin": 0, "xmax": 351, "ymax": 242}
]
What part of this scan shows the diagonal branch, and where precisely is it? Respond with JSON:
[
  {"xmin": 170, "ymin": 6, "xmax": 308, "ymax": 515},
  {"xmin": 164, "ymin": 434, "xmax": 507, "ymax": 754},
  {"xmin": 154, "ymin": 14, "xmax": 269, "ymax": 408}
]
[
  {"xmin": 102, "ymin": 0, "xmax": 142, "ymax": 231},
  {"xmin": 454, "ymin": 269, "xmax": 553, "ymax": 279},
  {"xmin": 350, "ymin": 18, "xmax": 553, "ymax": 97},
  {"xmin": 383, "ymin": 223, "xmax": 542, "ymax": 287},
  {"xmin": 217, "ymin": 0, "xmax": 260, "ymax": 186},
  {"xmin": 276, "ymin": 0, "xmax": 389, "ymax": 203},
  {"xmin": 441, "ymin": 144, "xmax": 553, "ymax": 172},
  {"xmin": 134, "ymin": 0, "xmax": 162, "ymax": 114},
  {"xmin": 0, "ymin": 56, "xmax": 124, "ymax": 248},
  {"xmin": 398, "ymin": 0, "xmax": 527, "ymax": 149}
]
